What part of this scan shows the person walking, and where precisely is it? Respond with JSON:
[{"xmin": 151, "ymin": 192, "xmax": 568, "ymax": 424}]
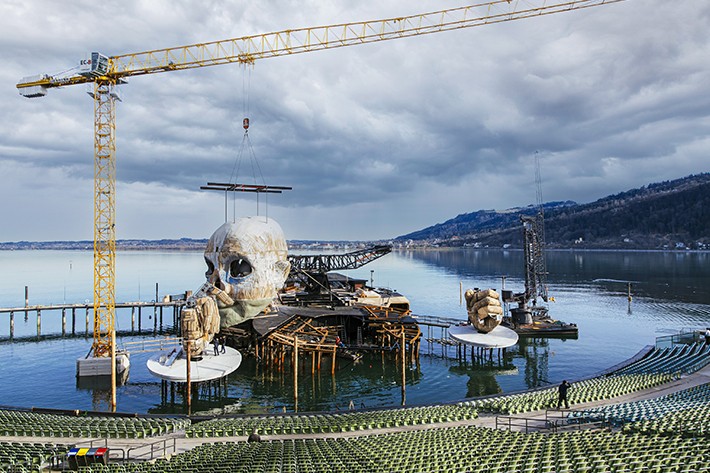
[
  {"xmin": 558, "ymin": 380, "xmax": 571, "ymax": 409},
  {"xmin": 220, "ymin": 335, "xmax": 227, "ymax": 354},
  {"xmin": 213, "ymin": 336, "xmax": 220, "ymax": 356}
]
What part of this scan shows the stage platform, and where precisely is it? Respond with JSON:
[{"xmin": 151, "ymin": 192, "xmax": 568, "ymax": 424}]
[
  {"xmin": 449, "ymin": 324, "xmax": 519, "ymax": 349},
  {"xmin": 147, "ymin": 344, "xmax": 242, "ymax": 382}
]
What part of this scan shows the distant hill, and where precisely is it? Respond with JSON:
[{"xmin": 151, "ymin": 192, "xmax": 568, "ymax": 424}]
[{"xmin": 396, "ymin": 173, "xmax": 710, "ymax": 250}]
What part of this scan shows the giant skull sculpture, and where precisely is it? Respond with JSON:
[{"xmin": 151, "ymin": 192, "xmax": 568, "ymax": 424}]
[{"xmin": 204, "ymin": 217, "xmax": 291, "ymax": 327}]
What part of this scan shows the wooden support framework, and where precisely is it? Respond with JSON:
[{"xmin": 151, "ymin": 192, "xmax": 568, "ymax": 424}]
[{"xmin": 259, "ymin": 309, "xmax": 422, "ymax": 375}]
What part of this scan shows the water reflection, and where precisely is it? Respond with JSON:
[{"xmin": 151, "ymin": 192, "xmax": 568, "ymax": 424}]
[{"xmin": 404, "ymin": 249, "xmax": 710, "ymax": 305}]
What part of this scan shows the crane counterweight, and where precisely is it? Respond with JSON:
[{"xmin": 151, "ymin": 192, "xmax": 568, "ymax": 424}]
[{"xmin": 17, "ymin": 75, "xmax": 49, "ymax": 98}]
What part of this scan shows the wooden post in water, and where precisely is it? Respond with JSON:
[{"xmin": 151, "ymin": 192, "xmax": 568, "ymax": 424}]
[
  {"xmin": 186, "ymin": 340, "xmax": 192, "ymax": 415},
  {"xmin": 400, "ymin": 330, "xmax": 406, "ymax": 406},
  {"xmin": 24, "ymin": 286, "xmax": 28, "ymax": 308},
  {"xmin": 131, "ymin": 307, "xmax": 135, "ymax": 333},
  {"xmin": 71, "ymin": 308, "xmax": 76, "ymax": 335},
  {"xmin": 138, "ymin": 306, "xmax": 142, "ymax": 332},
  {"xmin": 36, "ymin": 309, "xmax": 41, "ymax": 337},
  {"xmin": 331, "ymin": 346, "xmax": 336, "ymax": 375},
  {"xmin": 61, "ymin": 308, "xmax": 66, "ymax": 336},
  {"xmin": 159, "ymin": 306, "xmax": 163, "ymax": 330},
  {"xmin": 9, "ymin": 311, "xmax": 14, "ymax": 339},
  {"xmin": 85, "ymin": 307, "xmax": 90, "ymax": 335},
  {"xmin": 153, "ymin": 283, "xmax": 159, "ymax": 333},
  {"xmin": 110, "ymin": 329, "xmax": 116, "ymax": 412},
  {"xmin": 293, "ymin": 337, "xmax": 299, "ymax": 411}
]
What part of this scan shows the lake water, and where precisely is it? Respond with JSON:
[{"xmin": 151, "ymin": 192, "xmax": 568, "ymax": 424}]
[{"xmin": 0, "ymin": 249, "xmax": 708, "ymax": 415}]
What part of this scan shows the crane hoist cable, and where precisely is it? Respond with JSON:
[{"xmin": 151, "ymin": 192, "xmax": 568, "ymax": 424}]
[{"xmin": 228, "ymin": 66, "xmax": 270, "ymax": 221}]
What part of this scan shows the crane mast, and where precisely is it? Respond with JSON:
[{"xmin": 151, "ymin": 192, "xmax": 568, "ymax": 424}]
[
  {"xmin": 15, "ymin": 0, "xmax": 624, "ymax": 360},
  {"xmin": 91, "ymin": 80, "xmax": 118, "ymax": 357}
]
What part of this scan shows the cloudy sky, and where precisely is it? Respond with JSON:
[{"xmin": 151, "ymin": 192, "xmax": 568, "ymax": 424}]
[{"xmin": 1, "ymin": 0, "xmax": 708, "ymax": 242}]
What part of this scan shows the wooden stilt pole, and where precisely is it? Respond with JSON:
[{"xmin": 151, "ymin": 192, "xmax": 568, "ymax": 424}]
[
  {"xmin": 400, "ymin": 330, "xmax": 406, "ymax": 406},
  {"xmin": 331, "ymin": 347, "xmax": 336, "ymax": 375},
  {"xmin": 293, "ymin": 337, "xmax": 299, "ymax": 410},
  {"xmin": 186, "ymin": 340, "xmax": 192, "ymax": 415},
  {"xmin": 110, "ymin": 329, "xmax": 116, "ymax": 412}
]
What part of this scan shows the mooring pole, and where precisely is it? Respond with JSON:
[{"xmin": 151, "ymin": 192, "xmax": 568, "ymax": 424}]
[
  {"xmin": 36, "ymin": 309, "xmax": 41, "ymax": 337},
  {"xmin": 131, "ymin": 307, "xmax": 135, "ymax": 333},
  {"xmin": 293, "ymin": 337, "xmax": 299, "ymax": 412},
  {"xmin": 9, "ymin": 311, "xmax": 14, "ymax": 339},
  {"xmin": 110, "ymin": 329, "xmax": 116, "ymax": 412},
  {"xmin": 24, "ymin": 286, "xmax": 28, "ymax": 308},
  {"xmin": 61, "ymin": 308, "xmax": 66, "ymax": 336},
  {"xmin": 331, "ymin": 347, "xmax": 336, "ymax": 375},
  {"xmin": 72, "ymin": 308, "xmax": 76, "ymax": 335},
  {"xmin": 400, "ymin": 330, "xmax": 406, "ymax": 406},
  {"xmin": 85, "ymin": 307, "xmax": 90, "ymax": 335},
  {"xmin": 154, "ymin": 283, "xmax": 159, "ymax": 332},
  {"xmin": 186, "ymin": 340, "xmax": 192, "ymax": 415}
]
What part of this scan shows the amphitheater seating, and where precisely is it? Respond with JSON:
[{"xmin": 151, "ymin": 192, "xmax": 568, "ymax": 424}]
[
  {"xmin": 568, "ymin": 382, "xmax": 710, "ymax": 427},
  {"xmin": 71, "ymin": 427, "xmax": 710, "ymax": 473},
  {"xmin": 0, "ymin": 409, "xmax": 189, "ymax": 439},
  {"xmin": 615, "ymin": 342, "xmax": 710, "ymax": 375},
  {"xmin": 184, "ymin": 404, "xmax": 478, "ymax": 438},
  {"xmin": 0, "ymin": 440, "xmax": 73, "ymax": 473},
  {"xmin": 622, "ymin": 403, "xmax": 710, "ymax": 438},
  {"xmin": 463, "ymin": 373, "xmax": 673, "ymax": 415}
]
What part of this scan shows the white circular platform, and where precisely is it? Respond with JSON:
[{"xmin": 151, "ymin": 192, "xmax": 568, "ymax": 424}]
[
  {"xmin": 449, "ymin": 323, "xmax": 519, "ymax": 349},
  {"xmin": 146, "ymin": 344, "xmax": 242, "ymax": 382}
]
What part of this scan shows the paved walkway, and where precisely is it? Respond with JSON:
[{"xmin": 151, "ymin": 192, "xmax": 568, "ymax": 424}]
[{"xmin": 4, "ymin": 364, "xmax": 710, "ymax": 461}]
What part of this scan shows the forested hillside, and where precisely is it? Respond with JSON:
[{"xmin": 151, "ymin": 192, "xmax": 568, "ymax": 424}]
[{"xmin": 396, "ymin": 173, "xmax": 710, "ymax": 250}]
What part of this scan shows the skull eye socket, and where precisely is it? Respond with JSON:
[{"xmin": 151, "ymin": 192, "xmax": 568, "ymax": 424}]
[
  {"xmin": 230, "ymin": 258, "xmax": 252, "ymax": 279},
  {"xmin": 204, "ymin": 257, "xmax": 215, "ymax": 278}
]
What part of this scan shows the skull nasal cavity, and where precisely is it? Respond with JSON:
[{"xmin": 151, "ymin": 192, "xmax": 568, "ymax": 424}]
[
  {"xmin": 204, "ymin": 258, "xmax": 215, "ymax": 278},
  {"xmin": 231, "ymin": 258, "xmax": 252, "ymax": 278}
]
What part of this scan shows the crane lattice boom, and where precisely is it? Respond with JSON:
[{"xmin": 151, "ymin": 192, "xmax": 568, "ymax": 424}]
[
  {"xmin": 289, "ymin": 245, "xmax": 392, "ymax": 274},
  {"xmin": 18, "ymin": 0, "xmax": 624, "ymax": 94}
]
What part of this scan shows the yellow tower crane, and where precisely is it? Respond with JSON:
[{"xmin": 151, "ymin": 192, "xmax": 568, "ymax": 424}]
[{"xmin": 16, "ymin": 0, "xmax": 624, "ymax": 361}]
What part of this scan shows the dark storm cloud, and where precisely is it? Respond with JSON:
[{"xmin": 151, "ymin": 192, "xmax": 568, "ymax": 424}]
[{"xmin": 1, "ymin": 0, "xmax": 708, "ymax": 240}]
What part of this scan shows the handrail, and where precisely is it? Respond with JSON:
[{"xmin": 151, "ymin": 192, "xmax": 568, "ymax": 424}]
[
  {"xmin": 494, "ymin": 415, "xmax": 554, "ymax": 433},
  {"xmin": 126, "ymin": 437, "xmax": 177, "ymax": 461}
]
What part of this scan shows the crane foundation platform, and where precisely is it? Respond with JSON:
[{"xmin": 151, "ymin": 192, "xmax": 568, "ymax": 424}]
[{"xmin": 76, "ymin": 352, "xmax": 130, "ymax": 378}]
